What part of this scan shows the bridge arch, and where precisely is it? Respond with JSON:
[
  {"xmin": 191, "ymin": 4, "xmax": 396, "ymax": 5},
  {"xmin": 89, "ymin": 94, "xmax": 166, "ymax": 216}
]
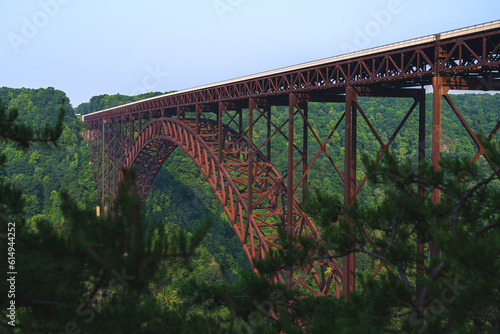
[{"xmin": 123, "ymin": 117, "xmax": 342, "ymax": 296}]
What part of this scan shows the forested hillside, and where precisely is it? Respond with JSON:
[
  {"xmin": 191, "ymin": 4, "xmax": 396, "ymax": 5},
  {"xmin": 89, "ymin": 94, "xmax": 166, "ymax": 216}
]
[
  {"xmin": 0, "ymin": 87, "xmax": 231, "ymax": 303},
  {"xmin": 2, "ymin": 87, "xmax": 499, "ymax": 278},
  {"xmin": 0, "ymin": 87, "xmax": 94, "ymax": 223},
  {"xmin": 1, "ymin": 87, "xmax": 499, "ymax": 332}
]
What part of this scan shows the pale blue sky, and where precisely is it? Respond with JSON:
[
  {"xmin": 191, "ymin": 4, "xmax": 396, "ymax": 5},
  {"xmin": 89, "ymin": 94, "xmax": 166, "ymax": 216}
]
[{"xmin": 1, "ymin": 0, "xmax": 499, "ymax": 107}]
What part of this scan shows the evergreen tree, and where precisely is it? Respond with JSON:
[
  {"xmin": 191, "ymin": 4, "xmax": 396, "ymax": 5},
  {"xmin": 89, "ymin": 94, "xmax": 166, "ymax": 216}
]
[
  {"xmin": 0, "ymin": 99, "xmax": 213, "ymax": 333},
  {"xmin": 294, "ymin": 139, "xmax": 500, "ymax": 333}
]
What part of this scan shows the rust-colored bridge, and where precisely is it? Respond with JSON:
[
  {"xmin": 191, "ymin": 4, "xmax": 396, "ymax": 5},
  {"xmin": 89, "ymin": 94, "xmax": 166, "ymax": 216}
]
[{"xmin": 83, "ymin": 21, "xmax": 500, "ymax": 298}]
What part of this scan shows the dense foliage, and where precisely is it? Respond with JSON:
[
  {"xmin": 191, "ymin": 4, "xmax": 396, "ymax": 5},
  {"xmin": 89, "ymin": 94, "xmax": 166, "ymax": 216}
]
[
  {"xmin": 0, "ymin": 87, "xmax": 499, "ymax": 333},
  {"xmin": 0, "ymin": 87, "xmax": 95, "ymax": 226},
  {"xmin": 298, "ymin": 144, "xmax": 500, "ymax": 332}
]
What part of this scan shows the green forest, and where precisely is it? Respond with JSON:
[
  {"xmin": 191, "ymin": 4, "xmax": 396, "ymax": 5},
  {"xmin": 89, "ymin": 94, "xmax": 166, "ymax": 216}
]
[{"xmin": 0, "ymin": 86, "xmax": 499, "ymax": 333}]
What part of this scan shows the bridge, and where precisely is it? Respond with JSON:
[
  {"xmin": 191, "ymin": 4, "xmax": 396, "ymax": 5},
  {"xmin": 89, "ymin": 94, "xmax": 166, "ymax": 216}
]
[{"xmin": 83, "ymin": 21, "xmax": 500, "ymax": 299}]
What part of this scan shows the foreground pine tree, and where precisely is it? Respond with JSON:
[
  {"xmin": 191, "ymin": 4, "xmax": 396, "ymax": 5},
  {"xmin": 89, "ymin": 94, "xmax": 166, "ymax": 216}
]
[
  {"xmin": 204, "ymin": 136, "xmax": 500, "ymax": 333},
  {"xmin": 0, "ymin": 100, "xmax": 212, "ymax": 333},
  {"xmin": 291, "ymin": 138, "xmax": 500, "ymax": 333}
]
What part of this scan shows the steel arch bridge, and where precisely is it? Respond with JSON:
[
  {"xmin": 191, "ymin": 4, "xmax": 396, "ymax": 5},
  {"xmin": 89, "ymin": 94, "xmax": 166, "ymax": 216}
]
[{"xmin": 84, "ymin": 21, "xmax": 500, "ymax": 298}]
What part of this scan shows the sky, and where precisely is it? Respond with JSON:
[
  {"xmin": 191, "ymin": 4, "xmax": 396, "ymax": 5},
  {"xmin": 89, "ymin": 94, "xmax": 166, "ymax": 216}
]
[{"xmin": 1, "ymin": 0, "xmax": 499, "ymax": 108}]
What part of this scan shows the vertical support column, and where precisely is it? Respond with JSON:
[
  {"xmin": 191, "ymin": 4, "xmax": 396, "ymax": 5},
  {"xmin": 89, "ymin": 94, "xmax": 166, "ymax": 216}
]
[
  {"xmin": 116, "ymin": 116, "xmax": 121, "ymax": 188},
  {"xmin": 248, "ymin": 99, "xmax": 256, "ymax": 216},
  {"xmin": 195, "ymin": 105, "xmax": 201, "ymax": 135},
  {"xmin": 238, "ymin": 107, "xmax": 243, "ymax": 136},
  {"xmin": 218, "ymin": 102, "xmax": 225, "ymax": 165},
  {"xmin": 287, "ymin": 93, "xmax": 298, "ymax": 290},
  {"xmin": 90, "ymin": 121, "xmax": 96, "ymax": 183},
  {"xmin": 121, "ymin": 115, "xmax": 127, "ymax": 173},
  {"xmin": 343, "ymin": 86, "xmax": 357, "ymax": 299},
  {"xmin": 266, "ymin": 106, "xmax": 272, "ymax": 161},
  {"xmin": 431, "ymin": 75, "xmax": 443, "ymax": 259},
  {"xmin": 302, "ymin": 102, "xmax": 309, "ymax": 200},
  {"xmin": 115, "ymin": 116, "xmax": 121, "ymax": 188},
  {"xmin": 89, "ymin": 122, "xmax": 93, "ymax": 163},
  {"xmin": 101, "ymin": 119, "xmax": 106, "ymax": 209},
  {"xmin": 417, "ymin": 89, "xmax": 426, "ymax": 279},
  {"xmin": 112, "ymin": 118, "xmax": 117, "ymax": 205},
  {"xmin": 94, "ymin": 121, "xmax": 99, "ymax": 183},
  {"xmin": 129, "ymin": 114, "xmax": 133, "ymax": 152},
  {"xmin": 177, "ymin": 106, "xmax": 182, "ymax": 119},
  {"xmin": 107, "ymin": 118, "xmax": 113, "ymax": 209}
]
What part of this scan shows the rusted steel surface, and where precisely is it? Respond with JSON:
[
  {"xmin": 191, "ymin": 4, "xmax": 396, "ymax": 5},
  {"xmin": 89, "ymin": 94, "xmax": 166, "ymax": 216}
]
[
  {"xmin": 84, "ymin": 23, "xmax": 500, "ymax": 298},
  {"xmin": 122, "ymin": 117, "xmax": 342, "ymax": 296}
]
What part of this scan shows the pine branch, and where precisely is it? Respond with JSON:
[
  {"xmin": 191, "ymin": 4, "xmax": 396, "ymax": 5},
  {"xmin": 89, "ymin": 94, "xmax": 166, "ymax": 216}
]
[
  {"xmin": 79, "ymin": 272, "xmax": 106, "ymax": 312},
  {"xmin": 0, "ymin": 99, "xmax": 65, "ymax": 148},
  {"xmin": 451, "ymin": 167, "xmax": 500, "ymax": 235},
  {"xmin": 474, "ymin": 220, "xmax": 500, "ymax": 238}
]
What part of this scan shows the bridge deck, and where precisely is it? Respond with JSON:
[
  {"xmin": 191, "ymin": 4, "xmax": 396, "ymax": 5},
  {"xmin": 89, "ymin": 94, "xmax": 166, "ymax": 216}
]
[{"xmin": 84, "ymin": 20, "xmax": 500, "ymax": 120}]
